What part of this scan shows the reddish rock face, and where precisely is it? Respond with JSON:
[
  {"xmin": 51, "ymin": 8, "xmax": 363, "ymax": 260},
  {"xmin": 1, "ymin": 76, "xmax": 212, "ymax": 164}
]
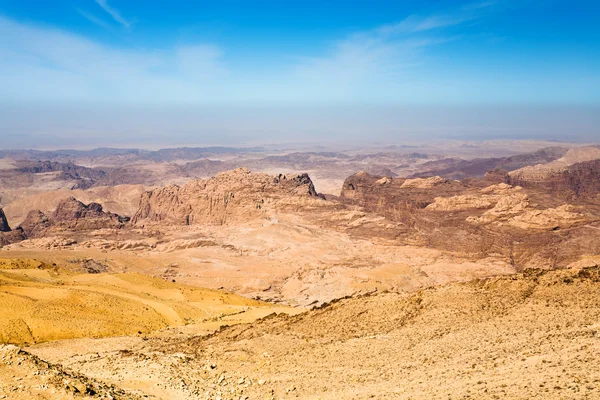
[
  {"xmin": 18, "ymin": 210, "xmax": 52, "ymax": 238},
  {"xmin": 14, "ymin": 198, "xmax": 129, "ymax": 240},
  {"xmin": 51, "ymin": 197, "xmax": 129, "ymax": 231},
  {"xmin": 53, "ymin": 197, "xmax": 111, "ymax": 221},
  {"xmin": 0, "ymin": 208, "xmax": 27, "ymax": 245},
  {"xmin": 132, "ymin": 168, "xmax": 324, "ymax": 226},
  {"xmin": 338, "ymin": 160, "xmax": 600, "ymax": 270},
  {"xmin": 510, "ymin": 159, "xmax": 600, "ymax": 197},
  {"xmin": 0, "ymin": 208, "xmax": 10, "ymax": 232}
]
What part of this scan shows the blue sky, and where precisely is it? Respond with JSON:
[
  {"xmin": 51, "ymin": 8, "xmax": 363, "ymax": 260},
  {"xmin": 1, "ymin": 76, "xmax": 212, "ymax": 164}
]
[{"xmin": 0, "ymin": 1, "xmax": 599, "ymax": 147}]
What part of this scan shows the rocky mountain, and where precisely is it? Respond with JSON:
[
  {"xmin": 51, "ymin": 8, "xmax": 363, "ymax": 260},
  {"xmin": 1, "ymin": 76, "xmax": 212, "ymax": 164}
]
[
  {"xmin": 132, "ymin": 168, "xmax": 324, "ymax": 226},
  {"xmin": 340, "ymin": 169, "xmax": 600, "ymax": 270},
  {"xmin": 15, "ymin": 160, "xmax": 107, "ymax": 189},
  {"xmin": 509, "ymin": 158, "xmax": 600, "ymax": 197},
  {"xmin": 2, "ymin": 184, "xmax": 146, "ymax": 228},
  {"xmin": 0, "ymin": 208, "xmax": 10, "ymax": 232},
  {"xmin": 12, "ymin": 197, "xmax": 129, "ymax": 240},
  {"xmin": 0, "ymin": 208, "xmax": 27, "ymax": 246},
  {"xmin": 51, "ymin": 197, "xmax": 129, "ymax": 231},
  {"xmin": 510, "ymin": 146, "xmax": 600, "ymax": 183},
  {"xmin": 18, "ymin": 210, "xmax": 52, "ymax": 238},
  {"xmin": 410, "ymin": 146, "xmax": 569, "ymax": 179}
]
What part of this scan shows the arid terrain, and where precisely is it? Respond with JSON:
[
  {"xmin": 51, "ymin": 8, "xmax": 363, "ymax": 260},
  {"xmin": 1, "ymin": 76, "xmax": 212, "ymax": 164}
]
[{"xmin": 0, "ymin": 140, "xmax": 599, "ymax": 399}]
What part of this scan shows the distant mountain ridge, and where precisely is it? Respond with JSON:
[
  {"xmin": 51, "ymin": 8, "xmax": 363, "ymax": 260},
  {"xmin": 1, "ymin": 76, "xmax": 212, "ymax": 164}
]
[
  {"xmin": 0, "ymin": 146, "xmax": 266, "ymax": 162},
  {"xmin": 409, "ymin": 146, "xmax": 570, "ymax": 179}
]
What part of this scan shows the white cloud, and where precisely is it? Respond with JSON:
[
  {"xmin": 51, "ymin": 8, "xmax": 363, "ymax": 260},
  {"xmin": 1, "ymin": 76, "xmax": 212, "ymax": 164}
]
[
  {"xmin": 77, "ymin": 9, "xmax": 115, "ymax": 33},
  {"xmin": 285, "ymin": 1, "xmax": 495, "ymax": 102},
  {"xmin": 0, "ymin": 16, "xmax": 227, "ymax": 104},
  {"xmin": 95, "ymin": 0, "xmax": 132, "ymax": 29},
  {"xmin": 0, "ymin": 1, "xmax": 496, "ymax": 105}
]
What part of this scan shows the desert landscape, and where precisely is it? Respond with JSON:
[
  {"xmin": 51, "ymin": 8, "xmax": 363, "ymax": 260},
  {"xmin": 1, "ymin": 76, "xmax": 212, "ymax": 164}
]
[
  {"xmin": 2, "ymin": 1, "xmax": 599, "ymax": 398},
  {"xmin": 1, "ymin": 140, "xmax": 599, "ymax": 399}
]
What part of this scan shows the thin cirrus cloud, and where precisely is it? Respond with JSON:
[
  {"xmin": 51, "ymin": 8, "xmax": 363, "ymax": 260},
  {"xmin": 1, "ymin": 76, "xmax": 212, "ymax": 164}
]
[
  {"xmin": 289, "ymin": 1, "xmax": 495, "ymax": 102},
  {"xmin": 0, "ymin": 1, "xmax": 495, "ymax": 105},
  {"xmin": 3, "ymin": 0, "xmax": 585, "ymax": 106},
  {"xmin": 94, "ymin": 0, "xmax": 133, "ymax": 29},
  {"xmin": 76, "ymin": 8, "xmax": 116, "ymax": 33},
  {"xmin": 376, "ymin": 1, "xmax": 495, "ymax": 35},
  {"xmin": 0, "ymin": 16, "xmax": 226, "ymax": 104}
]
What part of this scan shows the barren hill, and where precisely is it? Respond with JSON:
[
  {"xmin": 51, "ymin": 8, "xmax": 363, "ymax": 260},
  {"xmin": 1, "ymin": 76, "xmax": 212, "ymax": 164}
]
[
  {"xmin": 409, "ymin": 146, "xmax": 570, "ymax": 179},
  {"xmin": 0, "ymin": 258, "xmax": 297, "ymax": 345},
  {"xmin": 509, "ymin": 146, "xmax": 600, "ymax": 182},
  {"xmin": 340, "ymin": 170, "xmax": 600, "ymax": 270},
  {"xmin": 132, "ymin": 168, "xmax": 323, "ymax": 226},
  {"xmin": 14, "ymin": 266, "xmax": 600, "ymax": 399}
]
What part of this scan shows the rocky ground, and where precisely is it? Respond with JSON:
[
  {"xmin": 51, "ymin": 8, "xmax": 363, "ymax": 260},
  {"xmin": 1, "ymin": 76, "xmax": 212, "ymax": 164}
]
[
  {"xmin": 1, "ymin": 266, "xmax": 596, "ymax": 399},
  {"xmin": 0, "ymin": 344, "xmax": 142, "ymax": 400}
]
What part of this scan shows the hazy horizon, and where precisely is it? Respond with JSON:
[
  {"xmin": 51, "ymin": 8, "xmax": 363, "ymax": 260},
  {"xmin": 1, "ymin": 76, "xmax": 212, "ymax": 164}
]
[{"xmin": 1, "ymin": 104, "xmax": 599, "ymax": 150}]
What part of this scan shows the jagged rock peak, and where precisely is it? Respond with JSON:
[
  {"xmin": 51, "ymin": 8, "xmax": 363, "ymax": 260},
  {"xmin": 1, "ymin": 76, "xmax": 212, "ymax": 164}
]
[
  {"xmin": 53, "ymin": 197, "xmax": 106, "ymax": 221},
  {"xmin": 0, "ymin": 208, "xmax": 11, "ymax": 232},
  {"xmin": 133, "ymin": 168, "xmax": 323, "ymax": 226},
  {"xmin": 18, "ymin": 210, "xmax": 52, "ymax": 238}
]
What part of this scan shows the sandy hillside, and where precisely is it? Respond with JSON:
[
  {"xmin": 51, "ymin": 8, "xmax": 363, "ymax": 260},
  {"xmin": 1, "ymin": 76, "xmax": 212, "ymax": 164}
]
[
  {"xmin": 0, "ymin": 258, "xmax": 299, "ymax": 345},
  {"xmin": 2, "ymin": 266, "xmax": 594, "ymax": 399}
]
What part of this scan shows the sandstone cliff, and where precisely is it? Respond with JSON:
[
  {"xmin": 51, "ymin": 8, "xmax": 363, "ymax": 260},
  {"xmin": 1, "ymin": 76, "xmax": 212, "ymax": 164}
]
[
  {"xmin": 509, "ymin": 147, "xmax": 600, "ymax": 183},
  {"xmin": 132, "ymin": 168, "xmax": 324, "ymax": 226},
  {"xmin": 0, "ymin": 208, "xmax": 28, "ymax": 246},
  {"xmin": 339, "ymin": 169, "xmax": 600, "ymax": 269},
  {"xmin": 0, "ymin": 208, "xmax": 10, "ymax": 232},
  {"xmin": 15, "ymin": 197, "xmax": 129, "ymax": 239},
  {"xmin": 17, "ymin": 210, "xmax": 53, "ymax": 238}
]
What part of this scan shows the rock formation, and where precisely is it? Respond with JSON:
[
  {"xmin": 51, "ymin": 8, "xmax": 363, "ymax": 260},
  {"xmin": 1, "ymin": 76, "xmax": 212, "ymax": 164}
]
[
  {"xmin": 0, "ymin": 208, "xmax": 10, "ymax": 232},
  {"xmin": 18, "ymin": 210, "xmax": 52, "ymax": 238},
  {"xmin": 14, "ymin": 197, "xmax": 129, "ymax": 239},
  {"xmin": 51, "ymin": 197, "xmax": 129, "ymax": 230},
  {"xmin": 508, "ymin": 147, "xmax": 600, "ymax": 183},
  {"xmin": 510, "ymin": 158, "xmax": 600, "ymax": 197},
  {"xmin": 133, "ymin": 168, "xmax": 324, "ymax": 226},
  {"xmin": 339, "ymin": 168, "xmax": 600, "ymax": 269},
  {"xmin": 0, "ymin": 208, "xmax": 27, "ymax": 246},
  {"xmin": 409, "ymin": 146, "xmax": 570, "ymax": 179}
]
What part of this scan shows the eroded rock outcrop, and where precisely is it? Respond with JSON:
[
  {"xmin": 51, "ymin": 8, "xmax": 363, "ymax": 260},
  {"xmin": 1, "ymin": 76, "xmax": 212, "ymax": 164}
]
[
  {"xmin": 509, "ymin": 147, "xmax": 600, "ymax": 183},
  {"xmin": 507, "ymin": 204, "xmax": 586, "ymax": 230},
  {"xmin": 0, "ymin": 208, "xmax": 27, "ymax": 246},
  {"xmin": 51, "ymin": 197, "xmax": 129, "ymax": 230},
  {"xmin": 15, "ymin": 198, "xmax": 129, "ymax": 239},
  {"xmin": 338, "ymin": 166, "xmax": 600, "ymax": 269},
  {"xmin": 18, "ymin": 210, "xmax": 52, "ymax": 238},
  {"xmin": 0, "ymin": 208, "xmax": 10, "ymax": 232},
  {"xmin": 133, "ymin": 168, "xmax": 324, "ymax": 226},
  {"xmin": 427, "ymin": 184, "xmax": 528, "ymax": 213},
  {"xmin": 400, "ymin": 176, "xmax": 448, "ymax": 189},
  {"xmin": 510, "ymin": 158, "xmax": 600, "ymax": 197}
]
